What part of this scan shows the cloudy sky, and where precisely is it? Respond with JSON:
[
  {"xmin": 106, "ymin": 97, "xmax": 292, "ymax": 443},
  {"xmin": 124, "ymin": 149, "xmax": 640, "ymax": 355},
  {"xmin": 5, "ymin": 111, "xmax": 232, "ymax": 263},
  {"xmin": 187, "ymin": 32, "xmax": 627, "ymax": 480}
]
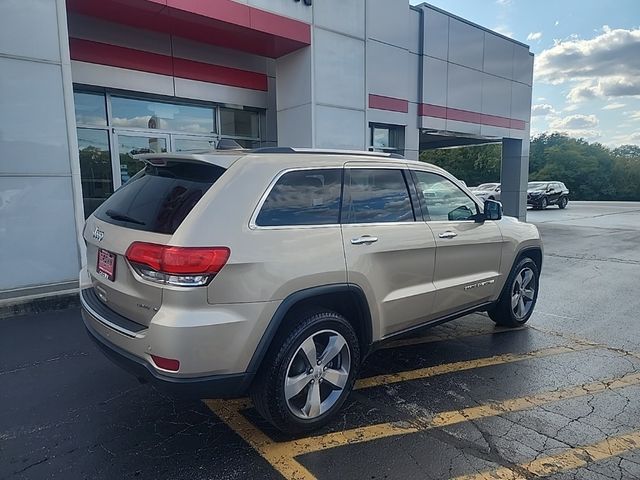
[{"xmin": 410, "ymin": 0, "xmax": 640, "ymax": 146}]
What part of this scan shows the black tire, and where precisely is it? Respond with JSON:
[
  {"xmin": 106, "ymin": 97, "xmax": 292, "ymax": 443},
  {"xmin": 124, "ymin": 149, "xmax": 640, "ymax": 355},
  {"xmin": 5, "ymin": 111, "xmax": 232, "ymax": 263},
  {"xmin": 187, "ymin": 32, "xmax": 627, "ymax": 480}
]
[
  {"xmin": 488, "ymin": 257, "xmax": 540, "ymax": 327},
  {"xmin": 558, "ymin": 196, "xmax": 568, "ymax": 209},
  {"xmin": 250, "ymin": 309, "xmax": 360, "ymax": 435},
  {"xmin": 540, "ymin": 197, "xmax": 548, "ymax": 209}
]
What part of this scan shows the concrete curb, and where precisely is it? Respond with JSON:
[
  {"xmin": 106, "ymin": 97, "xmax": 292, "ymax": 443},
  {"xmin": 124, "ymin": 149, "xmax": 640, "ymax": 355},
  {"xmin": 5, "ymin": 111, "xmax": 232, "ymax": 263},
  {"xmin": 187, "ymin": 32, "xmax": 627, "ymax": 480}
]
[{"xmin": 0, "ymin": 290, "xmax": 80, "ymax": 319}]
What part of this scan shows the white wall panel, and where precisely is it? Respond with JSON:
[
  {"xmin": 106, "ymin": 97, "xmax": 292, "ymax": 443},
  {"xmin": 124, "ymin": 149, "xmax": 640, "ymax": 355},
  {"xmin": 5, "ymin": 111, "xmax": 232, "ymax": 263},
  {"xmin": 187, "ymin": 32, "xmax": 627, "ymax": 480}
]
[
  {"xmin": 246, "ymin": 0, "xmax": 313, "ymax": 23},
  {"xmin": 448, "ymin": 19, "xmax": 484, "ymax": 71},
  {"xmin": 0, "ymin": 58, "xmax": 70, "ymax": 175},
  {"xmin": 0, "ymin": 0, "xmax": 60, "ymax": 61},
  {"xmin": 446, "ymin": 64, "xmax": 483, "ymax": 113},
  {"xmin": 366, "ymin": 0, "xmax": 409, "ymax": 49},
  {"xmin": 67, "ymin": 13, "xmax": 171, "ymax": 56},
  {"xmin": 367, "ymin": 108, "xmax": 408, "ymax": 127},
  {"xmin": 366, "ymin": 41, "xmax": 409, "ymax": 101},
  {"xmin": 446, "ymin": 119, "xmax": 481, "ymax": 136},
  {"xmin": 315, "ymin": 106, "xmax": 365, "ymax": 150},
  {"xmin": 481, "ymin": 74, "xmax": 512, "ymax": 118},
  {"xmin": 421, "ymin": 116, "xmax": 446, "ymax": 131},
  {"xmin": 406, "ymin": 52, "xmax": 420, "ymax": 103},
  {"xmin": 276, "ymin": 47, "xmax": 312, "ymax": 111},
  {"xmin": 315, "ymin": 0, "xmax": 365, "ymax": 39},
  {"xmin": 423, "ymin": 7, "xmax": 449, "ymax": 61},
  {"xmin": 314, "ymin": 28, "xmax": 365, "ymax": 110},
  {"xmin": 278, "ymin": 103, "xmax": 313, "ymax": 147},
  {"xmin": 404, "ymin": 102, "xmax": 420, "ymax": 160},
  {"xmin": 480, "ymin": 124, "xmax": 509, "ymax": 138},
  {"xmin": 0, "ymin": 176, "xmax": 79, "ymax": 290},
  {"xmin": 422, "ymin": 56, "xmax": 448, "ymax": 106},
  {"xmin": 483, "ymin": 32, "xmax": 514, "ymax": 80},
  {"xmin": 407, "ymin": 8, "xmax": 421, "ymax": 54},
  {"xmin": 175, "ymin": 78, "xmax": 268, "ymax": 108},
  {"xmin": 71, "ymin": 61, "xmax": 175, "ymax": 96}
]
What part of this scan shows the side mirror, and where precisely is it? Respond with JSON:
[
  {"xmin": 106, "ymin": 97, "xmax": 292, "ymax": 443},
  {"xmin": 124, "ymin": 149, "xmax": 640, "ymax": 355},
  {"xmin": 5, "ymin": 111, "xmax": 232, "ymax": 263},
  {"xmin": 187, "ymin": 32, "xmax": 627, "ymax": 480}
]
[{"xmin": 483, "ymin": 199, "xmax": 502, "ymax": 221}]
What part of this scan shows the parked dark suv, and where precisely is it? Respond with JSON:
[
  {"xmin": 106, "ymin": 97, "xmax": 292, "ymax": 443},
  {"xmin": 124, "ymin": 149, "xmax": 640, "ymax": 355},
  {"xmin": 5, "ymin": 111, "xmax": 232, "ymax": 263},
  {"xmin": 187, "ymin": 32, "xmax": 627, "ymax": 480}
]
[{"xmin": 527, "ymin": 182, "xmax": 570, "ymax": 209}]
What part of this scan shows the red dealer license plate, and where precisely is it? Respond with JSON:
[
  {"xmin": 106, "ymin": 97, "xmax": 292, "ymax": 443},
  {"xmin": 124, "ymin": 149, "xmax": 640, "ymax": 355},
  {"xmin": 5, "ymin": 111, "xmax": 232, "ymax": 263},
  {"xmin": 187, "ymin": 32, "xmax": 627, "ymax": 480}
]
[{"xmin": 97, "ymin": 248, "xmax": 116, "ymax": 281}]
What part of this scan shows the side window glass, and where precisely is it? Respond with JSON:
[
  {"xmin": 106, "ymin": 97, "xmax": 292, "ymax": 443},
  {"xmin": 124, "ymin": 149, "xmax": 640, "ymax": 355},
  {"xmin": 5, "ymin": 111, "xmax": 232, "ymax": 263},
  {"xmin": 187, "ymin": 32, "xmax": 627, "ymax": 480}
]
[
  {"xmin": 343, "ymin": 169, "xmax": 414, "ymax": 224},
  {"xmin": 255, "ymin": 169, "xmax": 342, "ymax": 226},
  {"xmin": 413, "ymin": 171, "xmax": 478, "ymax": 221}
]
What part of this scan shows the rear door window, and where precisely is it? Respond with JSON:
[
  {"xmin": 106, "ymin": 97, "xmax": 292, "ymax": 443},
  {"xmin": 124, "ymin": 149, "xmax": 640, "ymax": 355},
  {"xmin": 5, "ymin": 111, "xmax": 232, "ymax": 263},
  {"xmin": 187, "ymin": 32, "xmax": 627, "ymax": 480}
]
[
  {"xmin": 94, "ymin": 160, "xmax": 225, "ymax": 234},
  {"xmin": 342, "ymin": 169, "xmax": 415, "ymax": 224},
  {"xmin": 255, "ymin": 169, "xmax": 343, "ymax": 226}
]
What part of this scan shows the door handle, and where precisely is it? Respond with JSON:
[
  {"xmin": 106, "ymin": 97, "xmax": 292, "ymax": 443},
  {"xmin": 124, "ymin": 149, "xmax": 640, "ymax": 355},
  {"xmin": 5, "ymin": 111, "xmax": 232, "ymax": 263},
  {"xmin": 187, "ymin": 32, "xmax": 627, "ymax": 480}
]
[
  {"xmin": 438, "ymin": 231, "xmax": 458, "ymax": 239},
  {"xmin": 351, "ymin": 235, "xmax": 378, "ymax": 245}
]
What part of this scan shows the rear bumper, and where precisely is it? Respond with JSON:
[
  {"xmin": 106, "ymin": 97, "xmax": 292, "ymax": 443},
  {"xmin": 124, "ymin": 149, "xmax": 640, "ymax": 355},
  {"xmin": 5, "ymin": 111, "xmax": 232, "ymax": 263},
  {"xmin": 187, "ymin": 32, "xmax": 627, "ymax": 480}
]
[{"xmin": 83, "ymin": 310, "xmax": 253, "ymax": 398}]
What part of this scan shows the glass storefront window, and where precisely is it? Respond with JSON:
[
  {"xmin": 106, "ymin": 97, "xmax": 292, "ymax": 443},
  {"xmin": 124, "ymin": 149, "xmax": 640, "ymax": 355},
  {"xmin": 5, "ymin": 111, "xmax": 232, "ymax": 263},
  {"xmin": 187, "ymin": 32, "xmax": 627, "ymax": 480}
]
[
  {"xmin": 111, "ymin": 97, "xmax": 216, "ymax": 134},
  {"xmin": 74, "ymin": 92, "xmax": 107, "ymax": 126},
  {"xmin": 174, "ymin": 136, "xmax": 217, "ymax": 152},
  {"xmin": 371, "ymin": 124, "xmax": 405, "ymax": 156},
  {"xmin": 220, "ymin": 108, "xmax": 260, "ymax": 138},
  {"xmin": 118, "ymin": 134, "xmax": 168, "ymax": 183},
  {"xmin": 77, "ymin": 128, "xmax": 113, "ymax": 217}
]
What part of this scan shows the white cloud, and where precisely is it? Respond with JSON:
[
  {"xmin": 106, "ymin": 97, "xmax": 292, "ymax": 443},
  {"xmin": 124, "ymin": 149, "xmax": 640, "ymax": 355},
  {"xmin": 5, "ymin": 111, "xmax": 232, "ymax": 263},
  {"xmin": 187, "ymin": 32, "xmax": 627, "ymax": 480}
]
[
  {"xmin": 550, "ymin": 114, "xmax": 599, "ymax": 130},
  {"xmin": 535, "ymin": 27, "xmax": 640, "ymax": 102},
  {"xmin": 626, "ymin": 111, "xmax": 640, "ymax": 121},
  {"xmin": 602, "ymin": 103, "xmax": 626, "ymax": 110},
  {"xmin": 492, "ymin": 25, "xmax": 514, "ymax": 38},
  {"xmin": 527, "ymin": 32, "xmax": 543, "ymax": 41},
  {"xmin": 496, "ymin": 0, "xmax": 511, "ymax": 5},
  {"xmin": 554, "ymin": 20, "xmax": 560, "ymax": 27},
  {"xmin": 531, "ymin": 103, "xmax": 557, "ymax": 116}
]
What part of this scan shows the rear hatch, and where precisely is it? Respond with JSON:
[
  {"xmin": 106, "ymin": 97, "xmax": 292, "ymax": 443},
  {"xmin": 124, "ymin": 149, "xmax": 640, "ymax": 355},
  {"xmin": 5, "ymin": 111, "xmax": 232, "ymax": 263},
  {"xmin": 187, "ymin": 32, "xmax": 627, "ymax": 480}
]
[{"xmin": 84, "ymin": 158, "xmax": 227, "ymax": 327}]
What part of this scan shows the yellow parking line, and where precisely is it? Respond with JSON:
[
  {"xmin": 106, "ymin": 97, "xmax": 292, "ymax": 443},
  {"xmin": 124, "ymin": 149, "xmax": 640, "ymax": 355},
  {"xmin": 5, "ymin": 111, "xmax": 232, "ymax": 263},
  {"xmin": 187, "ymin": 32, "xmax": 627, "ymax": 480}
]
[
  {"xmin": 453, "ymin": 429, "xmax": 640, "ymax": 479},
  {"xmin": 380, "ymin": 325, "xmax": 526, "ymax": 350},
  {"xmin": 355, "ymin": 344, "xmax": 591, "ymax": 390},
  {"xmin": 277, "ymin": 371, "xmax": 640, "ymax": 456},
  {"xmin": 205, "ymin": 398, "xmax": 316, "ymax": 480}
]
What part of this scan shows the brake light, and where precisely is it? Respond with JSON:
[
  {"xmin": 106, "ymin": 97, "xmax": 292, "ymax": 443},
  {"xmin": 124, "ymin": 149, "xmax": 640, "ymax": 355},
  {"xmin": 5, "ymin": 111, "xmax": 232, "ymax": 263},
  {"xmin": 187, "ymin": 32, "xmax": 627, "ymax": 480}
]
[
  {"xmin": 126, "ymin": 242, "xmax": 230, "ymax": 286},
  {"xmin": 151, "ymin": 354, "xmax": 180, "ymax": 372}
]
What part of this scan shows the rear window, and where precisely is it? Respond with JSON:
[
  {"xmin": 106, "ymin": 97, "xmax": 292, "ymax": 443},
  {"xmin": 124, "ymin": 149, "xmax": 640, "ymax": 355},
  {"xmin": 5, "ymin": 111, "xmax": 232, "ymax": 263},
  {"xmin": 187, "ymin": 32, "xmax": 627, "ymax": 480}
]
[
  {"xmin": 255, "ymin": 169, "xmax": 342, "ymax": 226},
  {"xmin": 94, "ymin": 160, "xmax": 225, "ymax": 234}
]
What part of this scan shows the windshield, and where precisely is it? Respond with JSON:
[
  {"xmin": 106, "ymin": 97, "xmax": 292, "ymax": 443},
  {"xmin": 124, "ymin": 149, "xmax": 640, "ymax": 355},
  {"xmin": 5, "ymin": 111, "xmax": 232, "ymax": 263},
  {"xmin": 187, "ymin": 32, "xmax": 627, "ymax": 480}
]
[
  {"xmin": 528, "ymin": 182, "xmax": 548, "ymax": 190},
  {"xmin": 476, "ymin": 183, "xmax": 498, "ymax": 190}
]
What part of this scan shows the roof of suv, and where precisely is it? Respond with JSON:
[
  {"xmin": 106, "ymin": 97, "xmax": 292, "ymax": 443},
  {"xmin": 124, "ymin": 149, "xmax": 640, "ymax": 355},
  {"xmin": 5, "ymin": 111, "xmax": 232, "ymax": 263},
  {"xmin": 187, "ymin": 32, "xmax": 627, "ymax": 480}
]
[{"xmin": 136, "ymin": 147, "xmax": 441, "ymax": 171}]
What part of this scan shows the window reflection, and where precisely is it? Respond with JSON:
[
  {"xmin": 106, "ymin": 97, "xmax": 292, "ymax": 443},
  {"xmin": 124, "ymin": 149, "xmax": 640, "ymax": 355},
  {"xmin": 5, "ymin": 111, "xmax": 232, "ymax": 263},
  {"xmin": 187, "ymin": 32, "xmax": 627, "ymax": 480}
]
[
  {"xmin": 413, "ymin": 171, "xmax": 477, "ymax": 221},
  {"xmin": 111, "ymin": 97, "xmax": 215, "ymax": 134},
  {"xmin": 118, "ymin": 135, "xmax": 167, "ymax": 184},
  {"xmin": 74, "ymin": 92, "xmax": 107, "ymax": 127},
  {"xmin": 77, "ymin": 128, "xmax": 113, "ymax": 217},
  {"xmin": 220, "ymin": 108, "xmax": 260, "ymax": 138}
]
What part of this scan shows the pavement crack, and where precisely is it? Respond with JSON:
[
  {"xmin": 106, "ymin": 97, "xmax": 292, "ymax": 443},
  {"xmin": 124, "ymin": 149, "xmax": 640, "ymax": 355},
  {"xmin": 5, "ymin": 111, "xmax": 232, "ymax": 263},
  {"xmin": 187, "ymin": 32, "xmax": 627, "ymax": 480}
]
[{"xmin": 12, "ymin": 457, "xmax": 49, "ymax": 474}]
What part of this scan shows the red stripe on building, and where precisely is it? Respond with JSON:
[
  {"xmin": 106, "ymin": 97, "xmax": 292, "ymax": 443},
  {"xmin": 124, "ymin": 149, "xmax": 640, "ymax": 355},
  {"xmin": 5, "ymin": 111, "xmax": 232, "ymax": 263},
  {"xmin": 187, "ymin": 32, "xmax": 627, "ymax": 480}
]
[
  {"xmin": 69, "ymin": 38, "xmax": 268, "ymax": 91},
  {"xmin": 66, "ymin": 0, "xmax": 311, "ymax": 58},
  {"xmin": 419, "ymin": 103, "xmax": 526, "ymax": 131},
  {"xmin": 368, "ymin": 94, "xmax": 409, "ymax": 113}
]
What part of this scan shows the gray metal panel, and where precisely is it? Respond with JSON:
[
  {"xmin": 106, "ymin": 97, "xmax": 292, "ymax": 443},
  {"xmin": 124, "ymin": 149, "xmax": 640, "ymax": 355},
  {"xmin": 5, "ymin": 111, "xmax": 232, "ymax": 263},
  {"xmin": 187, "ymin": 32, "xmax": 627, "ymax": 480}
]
[
  {"xmin": 423, "ymin": 7, "xmax": 449, "ymax": 61},
  {"xmin": 448, "ymin": 18, "xmax": 484, "ymax": 71},
  {"xmin": 247, "ymin": 0, "xmax": 313, "ymax": 23},
  {"xmin": 513, "ymin": 44, "xmax": 533, "ymax": 85},
  {"xmin": 67, "ymin": 13, "xmax": 171, "ymax": 56},
  {"xmin": 172, "ymin": 37, "xmax": 270, "ymax": 74},
  {"xmin": 0, "ymin": 0, "xmax": 60, "ymax": 61},
  {"xmin": 407, "ymin": 8, "xmax": 421, "ymax": 54},
  {"xmin": 481, "ymin": 73, "xmax": 512, "ymax": 118},
  {"xmin": 446, "ymin": 63, "xmax": 483, "ymax": 113},
  {"xmin": 275, "ymin": 47, "xmax": 312, "ymax": 111},
  {"xmin": 422, "ymin": 56, "xmax": 448, "ymax": 106},
  {"xmin": 511, "ymin": 81, "xmax": 532, "ymax": 121},
  {"xmin": 277, "ymin": 103, "xmax": 313, "ymax": 147},
  {"xmin": 0, "ymin": 176, "xmax": 80, "ymax": 290},
  {"xmin": 71, "ymin": 61, "xmax": 175, "ymax": 96},
  {"xmin": 0, "ymin": 57, "xmax": 70, "ymax": 175},
  {"xmin": 314, "ymin": 28, "xmax": 365, "ymax": 110},
  {"xmin": 174, "ymin": 78, "xmax": 268, "ymax": 109},
  {"xmin": 315, "ymin": 0, "xmax": 365, "ymax": 39},
  {"xmin": 483, "ymin": 32, "xmax": 515, "ymax": 80}
]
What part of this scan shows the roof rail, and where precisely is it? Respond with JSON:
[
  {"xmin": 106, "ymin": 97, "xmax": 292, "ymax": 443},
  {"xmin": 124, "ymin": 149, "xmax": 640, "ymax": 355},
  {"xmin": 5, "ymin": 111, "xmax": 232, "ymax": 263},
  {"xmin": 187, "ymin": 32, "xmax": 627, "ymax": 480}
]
[{"xmin": 250, "ymin": 147, "xmax": 405, "ymax": 160}]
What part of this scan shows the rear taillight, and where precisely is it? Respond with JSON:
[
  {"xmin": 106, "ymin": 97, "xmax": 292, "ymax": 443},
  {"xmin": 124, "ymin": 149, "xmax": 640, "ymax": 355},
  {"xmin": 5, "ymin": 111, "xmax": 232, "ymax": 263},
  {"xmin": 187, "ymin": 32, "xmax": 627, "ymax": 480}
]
[{"xmin": 125, "ymin": 242, "xmax": 230, "ymax": 287}]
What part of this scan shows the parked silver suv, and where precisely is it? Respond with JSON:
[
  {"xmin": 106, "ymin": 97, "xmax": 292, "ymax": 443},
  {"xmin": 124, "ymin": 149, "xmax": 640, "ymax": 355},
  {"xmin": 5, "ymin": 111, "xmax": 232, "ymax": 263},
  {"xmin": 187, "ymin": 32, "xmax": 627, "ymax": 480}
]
[{"xmin": 80, "ymin": 148, "xmax": 543, "ymax": 434}]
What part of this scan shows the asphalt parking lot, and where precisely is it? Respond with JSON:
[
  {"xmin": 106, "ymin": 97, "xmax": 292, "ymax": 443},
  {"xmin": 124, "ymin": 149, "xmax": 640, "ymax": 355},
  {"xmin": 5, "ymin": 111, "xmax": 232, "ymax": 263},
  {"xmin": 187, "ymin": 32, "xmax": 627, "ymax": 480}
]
[{"xmin": 2, "ymin": 201, "xmax": 640, "ymax": 480}]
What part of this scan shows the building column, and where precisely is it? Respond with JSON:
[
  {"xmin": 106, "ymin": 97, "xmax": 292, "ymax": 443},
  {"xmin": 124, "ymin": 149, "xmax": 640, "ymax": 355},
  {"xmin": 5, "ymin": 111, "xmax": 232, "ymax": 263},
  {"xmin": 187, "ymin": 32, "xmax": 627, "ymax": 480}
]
[{"xmin": 500, "ymin": 137, "xmax": 529, "ymax": 220}]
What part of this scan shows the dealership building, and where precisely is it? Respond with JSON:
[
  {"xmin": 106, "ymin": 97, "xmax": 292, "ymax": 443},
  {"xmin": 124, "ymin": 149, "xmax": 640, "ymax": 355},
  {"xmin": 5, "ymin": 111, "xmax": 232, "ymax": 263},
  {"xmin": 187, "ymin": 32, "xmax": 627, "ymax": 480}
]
[{"xmin": 0, "ymin": 0, "xmax": 533, "ymax": 303}]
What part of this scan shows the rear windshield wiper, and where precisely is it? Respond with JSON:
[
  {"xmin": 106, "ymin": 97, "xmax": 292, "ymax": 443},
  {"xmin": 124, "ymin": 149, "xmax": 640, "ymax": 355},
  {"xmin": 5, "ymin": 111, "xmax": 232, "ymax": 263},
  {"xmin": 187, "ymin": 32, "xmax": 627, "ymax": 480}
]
[{"xmin": 105, "ymin": 209, "xmax": 146, "ymax": 225}]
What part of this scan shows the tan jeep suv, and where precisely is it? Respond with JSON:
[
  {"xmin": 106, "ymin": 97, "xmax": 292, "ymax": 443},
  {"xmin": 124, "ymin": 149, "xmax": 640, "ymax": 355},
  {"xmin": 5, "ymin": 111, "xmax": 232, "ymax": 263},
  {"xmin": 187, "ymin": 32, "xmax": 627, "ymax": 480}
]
[{"xmin": 80, "ymin": 148, "xmax": 542, "ymax": 434}]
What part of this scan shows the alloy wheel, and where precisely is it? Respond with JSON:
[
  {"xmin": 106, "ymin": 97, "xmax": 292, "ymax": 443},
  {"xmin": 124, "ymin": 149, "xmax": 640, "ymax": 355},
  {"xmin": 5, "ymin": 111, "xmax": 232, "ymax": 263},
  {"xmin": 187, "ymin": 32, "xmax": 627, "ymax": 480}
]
[
  {"xmin": 511, "ymin": 267, "xmax": 536, "ymax": 319},
  {"xmin": 284, "ymin": 329, "xmax": 351, "ymax": 420}
]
